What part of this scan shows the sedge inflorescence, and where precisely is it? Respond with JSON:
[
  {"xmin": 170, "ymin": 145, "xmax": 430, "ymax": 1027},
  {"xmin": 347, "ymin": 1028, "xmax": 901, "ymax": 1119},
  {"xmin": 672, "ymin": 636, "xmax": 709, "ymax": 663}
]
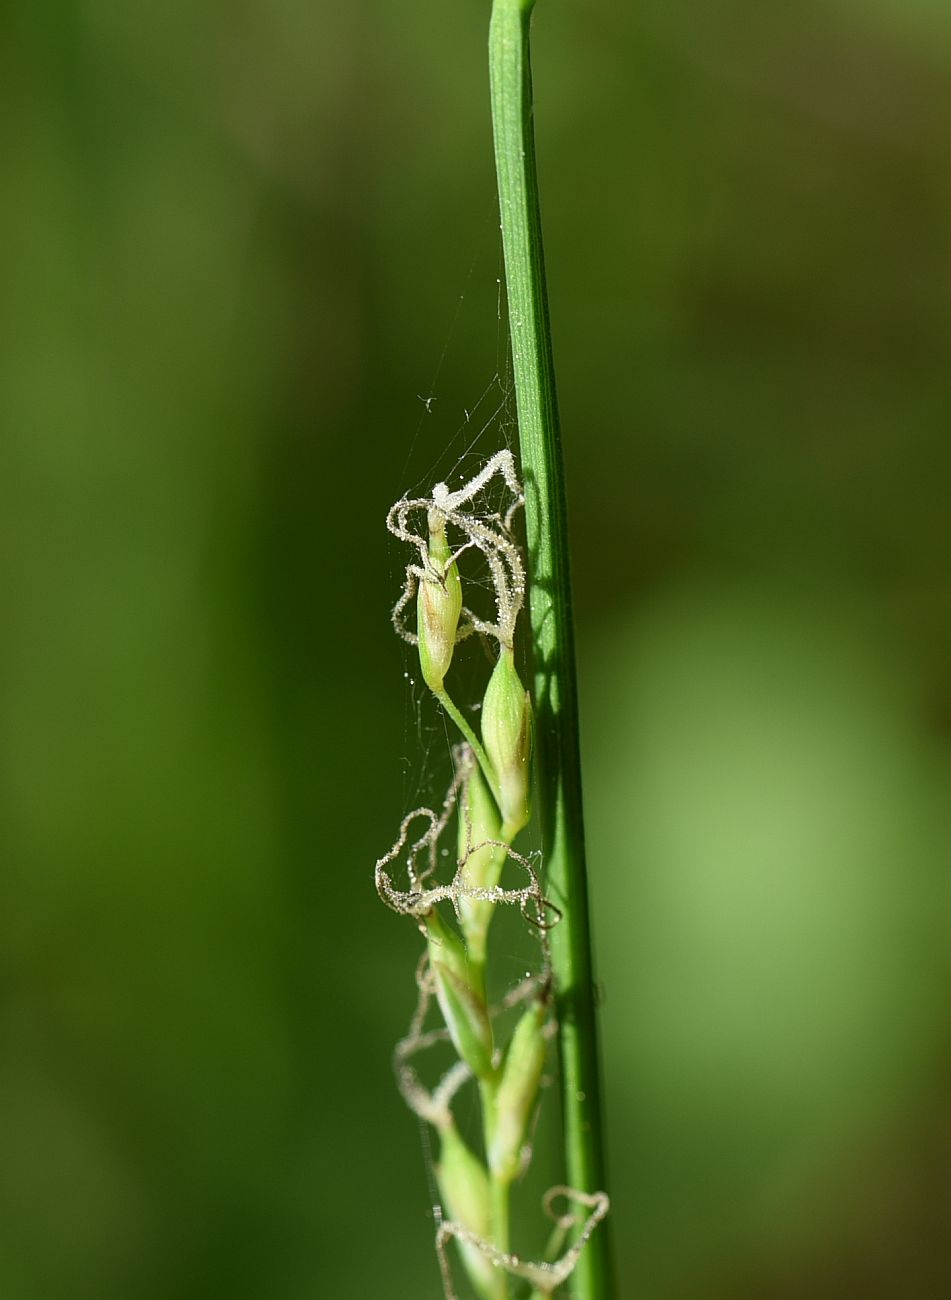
[{"xmin": 377, "ymin": 452, "xmax": 608, "ymax": 1299}]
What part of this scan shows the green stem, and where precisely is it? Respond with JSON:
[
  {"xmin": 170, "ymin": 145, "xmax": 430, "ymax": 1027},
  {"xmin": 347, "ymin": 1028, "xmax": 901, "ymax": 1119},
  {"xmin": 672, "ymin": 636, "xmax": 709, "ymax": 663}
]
[
  {"xmin": 488, "ymin": 4, "xmax": 612, "ymax": 1298},
  {"xmin": 479, "ymin": 1077, "xmax": 511, "ymax": 1298},
  {"xmin": 490, "ymin": 1176, "xmax": 511, "ymax": 1260},
  {"xmin": 434, "ymin": 686, "xmax": 499, "ymax": 798}
]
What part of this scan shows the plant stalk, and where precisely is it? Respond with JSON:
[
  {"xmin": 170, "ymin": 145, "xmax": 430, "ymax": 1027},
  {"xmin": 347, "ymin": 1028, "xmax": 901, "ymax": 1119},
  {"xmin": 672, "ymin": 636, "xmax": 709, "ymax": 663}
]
[
  {"xmin": 479, "ymin": 1076, "xmax": 511, "ymax": 1297},
  {"xmin": 488, "ymin": 3, "xmax": 612, "ymax": 1297},
  {"xmin": 435, "ymin": 687, "xmax": 499, "ymax": 798}
]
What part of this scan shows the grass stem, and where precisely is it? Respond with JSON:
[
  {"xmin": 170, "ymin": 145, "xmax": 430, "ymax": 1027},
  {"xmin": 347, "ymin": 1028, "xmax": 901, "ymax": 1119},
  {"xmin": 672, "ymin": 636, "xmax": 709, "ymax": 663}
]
[
  {"xmin": 488, "ymin": 3, "xmax": 613, "ymax": 1296},
  {"xmin": 480, "ymin": 1076, "xmax": 511, "ymax": 1298},
  {"xmin": 434, "ymin": 687, "xmax": 498, "ymax": 796}
]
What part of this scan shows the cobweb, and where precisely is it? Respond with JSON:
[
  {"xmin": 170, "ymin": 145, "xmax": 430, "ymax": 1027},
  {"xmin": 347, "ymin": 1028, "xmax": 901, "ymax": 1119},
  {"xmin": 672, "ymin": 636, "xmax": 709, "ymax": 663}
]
[
  {"xmin": 381, "ymin": 223, "xmax": 608, "ymax": 1298},
  {"xmin": 384, "ymin": 231, "xmax": 530, "ymax": 1274},
  {"xmin": 388, "ymin": 231, "xmax": 520, "ymax": 826}
]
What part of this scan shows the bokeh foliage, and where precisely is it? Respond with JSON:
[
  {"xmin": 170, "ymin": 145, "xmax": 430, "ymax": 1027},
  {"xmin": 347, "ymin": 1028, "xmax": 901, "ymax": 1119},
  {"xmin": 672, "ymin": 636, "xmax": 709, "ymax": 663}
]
[{"xmin": 1, "ymin": 1, "xmax": 949, "ymax": 1297}]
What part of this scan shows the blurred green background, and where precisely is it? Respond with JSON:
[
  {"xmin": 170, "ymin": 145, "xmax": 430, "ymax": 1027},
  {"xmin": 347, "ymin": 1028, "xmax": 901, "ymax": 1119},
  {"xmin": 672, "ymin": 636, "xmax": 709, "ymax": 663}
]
[{"xmin": 2, "ymin": 1, "xmax": 950, "ymax": 1297}]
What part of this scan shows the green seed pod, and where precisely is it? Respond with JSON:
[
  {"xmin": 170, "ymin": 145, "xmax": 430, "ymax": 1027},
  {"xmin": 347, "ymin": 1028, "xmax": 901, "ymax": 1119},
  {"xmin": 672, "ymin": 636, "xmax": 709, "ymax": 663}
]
[
  {"xmin": 425, "ymin": 909, "xmax": 494, "ymax": 1080},
  {"xmin": 417, "ymin": 515, "xmax": 462, "ymax": 693},
  {"xmin": 424, "ymin": 904, "xmax": 471, "ymax": 989},
  {"xmin": 488, "ymin": 1000, "xmax": 547, "ymax": 1183},
  {"xmin": 457, "ymin": 764, "xmax": 505, "ymax": 962},
  {"xmin": 481, "ymin": 648, "xmax": 533, "ymax": 835},
  {"xmin": 432, "ymin": 962, "xmax": 495, "ymax": 1082},
  {"xmin": 435, "ymin": 1125, "xmax": 503, "ymax": 1300}
]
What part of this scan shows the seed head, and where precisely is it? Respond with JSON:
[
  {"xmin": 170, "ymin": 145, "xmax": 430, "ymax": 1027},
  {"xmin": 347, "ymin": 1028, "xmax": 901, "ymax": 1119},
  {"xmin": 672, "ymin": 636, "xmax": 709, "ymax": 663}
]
[
  {"xmin": 457, "ymin": 762, "xmax": 504, "ymax": 961},
  {"xmin": 488, "ymin": 1000, "xmax": 548, "ymax": 1184},
  {"xmin": 481, "ymin": 648, "xmax": 533, "ymax": 835},
  {"xmin": 435, "ymin": 1125, "xmax": 500, "ymax": 1298},
  {"xmin": 425, "ymin": 907, "xmax": 494, "ymax": 1080},
  {"xmin": 417, "ymin": 515, "xmax": 462, "ymax": 693}
]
